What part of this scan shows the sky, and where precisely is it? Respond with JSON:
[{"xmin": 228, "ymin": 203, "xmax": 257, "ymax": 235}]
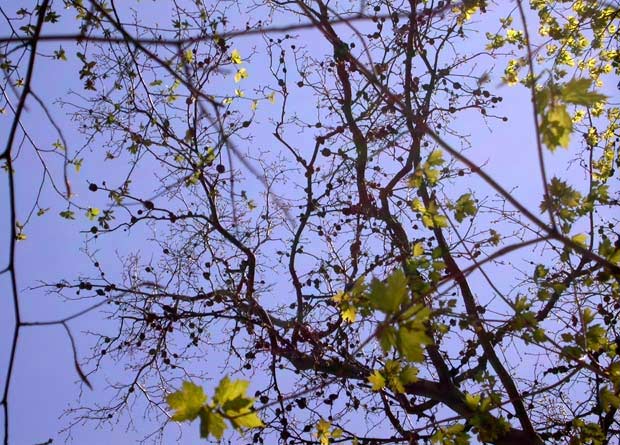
[{"xmin": 0, "ymin": 1, "xmax": 613, "ymax": 444}]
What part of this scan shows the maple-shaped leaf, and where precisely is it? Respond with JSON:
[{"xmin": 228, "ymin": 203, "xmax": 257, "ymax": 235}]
[
  {"xmin": 231, "ymin": 49, "xmax": 243, "ymax": 65},
  {"xmin": 341, "ymin": 305, "xmax": 357, "ymax": 323},
  {"xmin": 561, "ymin": 78, "xmax": 607, "ymax": 106},
  {"xmin": 166, "ymin": 381, "xmax": 207, "ymax": 422},
  {"xmin": 214, "ymin": 377, "xmax": 249, "ymax": 406},
  {"xmin": 228, "ymin": 409, "xmax": 264, "ymax": 429},
  {"xmin": 397, "ymin": 326, "xmax": 431, "ymax": 362},
  {"xmin": 367, "ymin": 370, "xmax": 386, "ymax": 391},
  {"xmin": 199, "ymin": 408, "xmax": 227, "ymax": 439},
  {"xmin": 541, "ymin": 104, "xmax": 572, "ymax": 151},
  {"xmin": 369, "ymin": 269, "xmax": 408, "ymax": 314},
  {"xmin": 399, "ymin": 366, "xmax": 419, "ymax": 385}
]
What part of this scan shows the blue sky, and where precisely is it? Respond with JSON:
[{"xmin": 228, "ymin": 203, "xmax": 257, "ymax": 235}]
[{"xmin": 1, "ymin": 1, "xmax": 616, "ymax": 444}]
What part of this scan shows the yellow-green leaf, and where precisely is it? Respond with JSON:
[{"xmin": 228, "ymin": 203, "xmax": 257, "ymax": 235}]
[
  {"xmin": 166, "ymin": 381, "xmax": 207, "ymax": 422},
  {"xmin": 368, "ymin": 370, "xmax": 386, "ymax": 391},
  {"xmin": 600, "ymin": 387, "xmax": 620, "ymax": 412},
  {"xmin": 541, "ymin": 104, "xmax": 572, "ymax": 151},
  {"xmin": 412, "ymin": 242, "xmax": 424, "ymax": 257},
  {"xmin": 214, "ymin": 376, "xmax": 249, "ymax": 405},
  {"xmin": 199, "ymin": 408, "xmax": 227, "ymax": 439},
  {"xmin": 397, "ymin": 325, "xmax": 431, "ymax": 362},
  {"xmin": 341, "ymin": 306, "xmax": 356, "ymax": 323},
  {"xmin": 316, "ymin": 419, "xmax": 331, "ymax": 445},
  {"xmin": 427, "ymin": 149, "xmax": 444, "ymax": 166},
  {"xmin": 453, "ymin": 193, "xmax": 476, "ymax": 222},
  {"xmin": 464, "ymin": 392, "xmax": 481, "ymax": 411},
  {"xmin": 561, "ymin": 78, "xmax": 607, "ymax": 106},
  {"xmin": 231, "ymin": 49, "xmax": 243, "ymax": 65},
  {"xmin": 228, "ymin": 409, "xmax": 264, "ymax": 429},
  {"xmin": 234, "ymin": 68, "xmax": 248, "ymax": 83},
  {"xmin": 86, "ymin": 207, "xmax": 100, "ymax": 221},
  {"xmin": 571, "ymin": 233, "xmax": 588, "ymax": 247},
  {"xmin": 399, "ymin": 366, "xmax": 419, "ymax": 385},
  {"xmin": 183, "ymin": 49, "xmax": 194, "ymax": 63},
  {"xmin": 369, "ymin": 269, "xmax": 408, "ymax": 314}
]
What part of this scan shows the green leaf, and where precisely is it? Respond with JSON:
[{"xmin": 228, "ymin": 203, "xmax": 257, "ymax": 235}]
[
  {"xmin": 369, "ymin": 269, "xmax": 408, "ymax": 314},
  {"xmin": 183, "ymin": 49, "xmax": 194, "ymax": 63},
  {"xmin": 221, "ymin": 396, "xmax": 251, "ymax": 413},
  {"xmin": 561, "ymin": 78, "xmax": 607, "ymax": 106},
  {"xmin": 541, "ymin": 104, "xmax": 572, "ymax": 151},
  {"xmin": 399, "ymin": 366, "xmax": 419, "ymax": 385},
  {"xmin": 453, "ymin": 193, "xmax": 477, "ymax": 222},
  {"xmin": 74, "ymin": 158, "xmax": 83, "ymax": 173},
  {"xmin": 600, "ymin": 387, "xmax": 620, "ymax": 412},
  {"xmin": 379, "ymin": 326, "xmax": 397, "ymax": 353},
  {"xmin": 397, "ymin": 326, "xmax": 430, "ymax": 362},
  {"xmin": 609, "ymin": 362, "xmax": 620, "ymax": 386},
  {"xmin": 535, "ymin": 87, "xmax": 550, "ymax": 114},
  {"xmin": 199, "ymin": 408, "xmax": 227, "ymax": 439},
  {"xmin": 166, "ymin": 381, "xmax": 207, "ymax": 422},
  {"xmin": 213, "ymin": 376, "xmax": 264, "ymax": 431},
  {"xmin": 53, "ymin": 47, "xmax": 67, "ymax": 61},
  {"xmin": 214, "ymin": 376, "xmax": 249, "ymax": 406},
  {"xmin": 59, "ymin": 210, "xmax": 75, "ymax": 220}
]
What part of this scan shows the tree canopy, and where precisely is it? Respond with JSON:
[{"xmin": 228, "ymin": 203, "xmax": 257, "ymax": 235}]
[{"xmin": 1, "ymin": 0, "xmax": 620, "ymax": 444}]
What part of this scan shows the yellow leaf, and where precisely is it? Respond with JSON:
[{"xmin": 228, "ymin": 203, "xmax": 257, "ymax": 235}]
[
  {"xmin": 213, "ymin": 376, "xmax": 249, "ymax": 405},
  {"xmin": 183, "ymin": 49, "xmax": 194, "ymax": 63},
  {"xmin": 341, "ymin": 306, "xmax": 356, "ymax": 323},
  {"xmin": 542, "ymin": 104, "xmax": 572, "ymax": 151},
  {"xmin": 231, "ymin": 49, "xmax": 242, "ymax": 65},
  {"xmin": 427, "ymin": 149, "xmax": 444, "ymax": 166},
  {"xmin": 368, "ymin": 370, "xmax": 386, "ymax": 391},
  {"xmin": 332, "ymin": 290, "xmax": 346, "ymax": 304},
  {"xmin": 316, "ymin": 419, "xmax": 331, "ymax": 445},
  {"xmin": 267, "ymin": 92, "xmax": 276, "ymax": 104},
  {"xmin": 86, "ymin": 207, "xmax": 100, "ymax": 221},
  {"xmin": 464, "ymin": 392, "xmax": 481, "ymax": 410},
  {"xmin": 166, "ymin": 381, "xmax": 207, "ymax": 422},
  {"xmin": 251, "ymin": 100, "xmax": 258, "ymax": 111},
  {"xmin": 399, "ymin": 366, "xmax": 419, "ymax": 385},
  {"xmin": 412, "ymin": 242, "xmax": 424, "ymax": 257},
  {"xmin": 571, "ymin": 233, "xmax": 588, "ymax": 246},
  {"xmin": 200, "ymin": 408, "xmax": 226, "ymax": 439},
  {"xmin": 229, "ymin": 409, "xmax": 264, "ymax": 429},
  {"xmin": 234, "ymin": 68, "xmax": 248, "ymax": 83}
]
